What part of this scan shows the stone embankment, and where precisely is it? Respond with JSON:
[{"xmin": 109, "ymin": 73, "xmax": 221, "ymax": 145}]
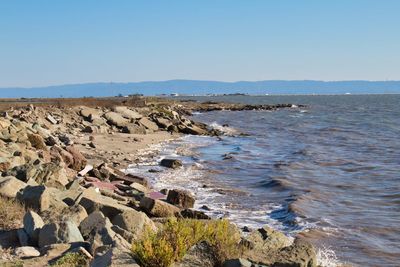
[{"xmin": 0, "ymin": 98, "xmax": 316, "ymax": 267}]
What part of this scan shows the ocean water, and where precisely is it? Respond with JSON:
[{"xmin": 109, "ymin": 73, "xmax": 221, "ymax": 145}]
[{"xmin": 127, "ymin": 94, "xmax": 400, "ymax": 267}]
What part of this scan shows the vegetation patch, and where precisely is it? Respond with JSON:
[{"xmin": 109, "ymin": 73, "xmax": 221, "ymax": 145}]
[
  {"xmin": 132, "ymin": 218, "xmax": 244, "ymax": 267},
  {"xmin": 51, "ymin": 252, "xmax": 89, "ymax": 267},
  {"xmin": 0, "ymin": 196, "xmax": 25, "ymax": 231}
]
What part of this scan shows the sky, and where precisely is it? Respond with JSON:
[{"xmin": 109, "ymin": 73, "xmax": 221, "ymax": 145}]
[{"xmin": 0, "ymin": 0, "xmax": 399, "ymax": 87}]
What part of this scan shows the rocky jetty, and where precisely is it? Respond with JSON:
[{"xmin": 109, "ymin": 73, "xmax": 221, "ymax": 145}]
[{"xmin": 0, "ymin": 97, "xmax": 317, "ymax": 267}]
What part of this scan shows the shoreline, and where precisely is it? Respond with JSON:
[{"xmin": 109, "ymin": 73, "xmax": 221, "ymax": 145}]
[{"xmin": 0, "ymin": 97, "xmax": 324, "ymax": 266}]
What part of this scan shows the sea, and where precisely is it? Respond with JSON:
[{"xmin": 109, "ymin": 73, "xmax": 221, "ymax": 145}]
[{"xmin": 126, "ymin": 94, "xmax": 400, "ymax": 267}]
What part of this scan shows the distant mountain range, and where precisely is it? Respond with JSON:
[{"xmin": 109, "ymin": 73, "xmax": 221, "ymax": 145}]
[{"xmin": 1, "ymin": 80, "xmax": 400, "ymax": 98}]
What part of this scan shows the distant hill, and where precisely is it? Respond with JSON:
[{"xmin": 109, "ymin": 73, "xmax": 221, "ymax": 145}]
[{"xmin": 1, "ymin": 80, "xmax": 400, "ymax": 98}]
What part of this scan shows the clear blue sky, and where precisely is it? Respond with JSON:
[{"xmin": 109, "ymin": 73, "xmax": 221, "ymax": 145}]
[{"xmin": 1, "ymin": 0, "xmax": 399, "ymax": 87}]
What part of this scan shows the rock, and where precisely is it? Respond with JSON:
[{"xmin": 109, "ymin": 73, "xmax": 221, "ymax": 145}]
[
  {"xmin": 28, "ymin": 133, "xmax": 47, "ymax": 150},
  {"xmin": 173, "ymin": 241, "xmax": 217, "ymax": 267},
  {"xmin": 79, "ymin": 211, "xmax": 108, "ymax": 237},
  {"xmin": 45, "ymin": 136, "xmax": 58, "ymax": 146},
  {"xmin": 155, "ymin": 117, "xmax": 173, "ymax": 129},
  {"xmin": 167, "ymin": 189, "xmax": 195, "ymax": 209},
  {"xmin": 0, "ymin": 230, "xmax": 20, "ymax": 248},
  {"xmin": 222, "ymin": 259, "xmax": 254, "ymax": 267},
  {"xmin": 17, "ymin": 185, "xmax": 68, "ymax": 212},
  {"xmin": 129, "ymin": 182, "xmax": 150, "ymax": 193},
  {"xmin": 46, "ymin": 114, "xmax": 58, "ymax": 124},
  {"xmin": 0, "ymin": 176, "xmax": 27, "ymax": 198},
  {"xmin": 23, "ymin": 211, "xmax": 44, "ymax": 245},
  {"xmin": 111, "ymin": 210, "xmax": 157, "ymax": 240},
  {"xmin": 271, "ymin": 238, "xmax": 317, "ymax": 267},
  {"xmin": 14, "ymin": 246, "xmax": 41, "ymax": 258},
  {"xmin": 243, "ymin": 225, "xmax": 293, "ymax": 265},
  {"xmin": 80, "ymin": 107, "xmax": 100, "ymax": 119},
  {"xmin": 50, "ymin": 145, "xmax": 74, "ymax": 167},
  {"xmin": 121, "ymin": 124, "xmax": 146, "ymax": 134},
  {"xmin": 139, "ymin": 196, "xmax": 180, "ymax": 217},
  {"xmin": 66, "ymin": 145, "xmax": 87, "ymax": 171},
  {"xmin": 17, "ymin": 228, "xmax": 30, "ymax": 246},
  {"xmin": 112, "ymin": 106, "xmax": 142, "ymax": 120},
  {"xmin": 160, "ymin": 158, "xmax": 182, "ymax": 169},
  {"xmin": 180, "ymin": 125, "xmax": 208, "ymax": 135},
  {"xmin": 78, "ymin": 188, "xmax": 133, "ymax": 219},
  {"xmin": 104, "ymin": 112, "xmax": 130, "ymax": 127},
  {"xmin": 67, "ymin": 204, "xmax": 88, "ymax": 226},
  {"xmin": 180, "ymin": 209, "xmax": 210, "ymax": 220},
  {"xmin": 138, "ymin": 117, "xmax": 159, "ymax": 131},
  {"xmin": 38, "ymin": 220, "xmax": 84, "ymax": 248},
  {"xmin": 90, "ymin": 247, "xmax": 140, "ymax": 267}
]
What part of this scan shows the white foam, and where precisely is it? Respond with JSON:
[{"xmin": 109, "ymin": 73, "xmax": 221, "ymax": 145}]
[
  {"xmin": 209, "ymin": 122, "xmax": 239, "ymax": 136},
  {"xmin": 316, "ymin": 245, "xmax": 341, "ymax": 267}
]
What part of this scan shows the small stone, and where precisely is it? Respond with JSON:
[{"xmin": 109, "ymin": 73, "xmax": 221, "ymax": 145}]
[
  {"xmin": 160, "ymin": 158, "xmax": 182, "ymax": 169},
  {"xmin": 14, "ymin": 246, "xmax": 41, "ymax": 258}
]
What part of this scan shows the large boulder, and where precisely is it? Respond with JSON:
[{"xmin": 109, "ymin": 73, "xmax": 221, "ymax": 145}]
[
  {"xmin": 50, "ymin": 145, "xmax": 74, "ymax": 167},
  {"xmin": 78, "ymin": 188, "xmax": 133, "ymax": 219},
  {"xmin": 17, "ymin": 185, "xmax": 68, "ymax": 212},
  {"xmin": 139, "ymin": 196, "xmax": 180, "ymax": 217},
  {"xmin": 3, "ymin": 163, "xmax": 69, "ymax": 189},
  {"xmin": 167, "ymin": 189, "xmax": 195, "ymax": 209},
  {"xmin": 121, "ymin": 124, "xmax": 146, "ymax": 134},
  {"xmin": 112, "ymin": 106, "xmax": 142, "ymax": 120},
  {"xmin": 111, "ymin": 210, "xmax": 157, "ymax": 240},
  {"xmin": 66, "ymin": 145, "xmax": 87, "ymax": 171},
  {"xmin": 138, "ymin": 117, "xmax": 159, "ymax": 131},
  {"xmin": 38, "ymin": 220, "xmax": 84, "ymax": 248},
  {"xmin": 270, "ymin": 238, "xmax": 317, "ymax": 267},
  {"xmin": 0, "ymin": 176, "xmax": 27, "ymax": 198},
  {"xmin": 160, "ymin": 158, "xmax": 182, "ymax": 169},
  {"xmin": 80, "ymin": 107, "xmax": 101, "ymax": 119},
  {"xmin": 104, "ymin": 112, "xmax": 130, "ymax": 127},
  {"xmin": 179, "ymin": 125, "xmax": 208, "ymax": 135},
  {"xmin": 23, "ymin": 210, "xmax": 44, "ymax": 245}
]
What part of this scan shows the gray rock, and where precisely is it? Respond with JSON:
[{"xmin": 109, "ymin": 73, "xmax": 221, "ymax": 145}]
[
  {"xmin": 167, "ymin": 189, "xmax": 195, "ymax": 209},
  {"xmin": 78, "ymin": 188, "xmax": 133, "ymax": 219},
  {"xmin": 111, "ymin": 210, "xmax": 157, "ymax": 240},
  {"xmin": 223, "ymin": 258, "xmax": 266, "ymax": 267},
  {"xmin": 173, "ymin": 241, "xmax": 217, "ymax": 267},
  {"xmin": 79, "ymin": 211, "xmax": 108, "ymax": 238},
  {"xmin": 138, "ymin": 117, "xmax": 159, "ymax": 131},
  {"xmin": 17, "ymin": 185, "xmax": 67, "ymax": 212},
  {"xmin": 23, "ymin": 211, "xmax": 44, "ymax": 245},
  {"xmin": 139, "ymin": 196, "xmax": 180, "ymax": 217},
  {"xmin": 17, "ymin": 228, "xmax": 30, "ymax": 246},
  {"xmin": 160, "ymin": 158, "xmax": 182, "ymax": 169},
  {"xmin": 104, "ymin": 112, "xmax": 130, "ymax": 127},
  {"xmin": 38, "ymin": 220, "xmax": 84, "ymax": 248},
  {"xmin": 112, "ymin": 106, "xmax": 142, "ymax": 120},
  {"xmin": 271, "ymin": 238, "xmax": 317, "ymax": 267},
  {"xmin": 0, "ymin": 176, "xmax": 27, "ymax": 198},
  {"xmin": 180, "ymin": 209, "xmax": 210, "ymax": 220},
  {"xmin": 90, "ymin": 247, "xmax": 140, "ymax": 267},
  {"xmin": 121, "ymin": 124, "xmax": 146, "ymax": 134},
  {"xmin": 14, "ymin": 246, "xmax": 41, "ymax": 258}
]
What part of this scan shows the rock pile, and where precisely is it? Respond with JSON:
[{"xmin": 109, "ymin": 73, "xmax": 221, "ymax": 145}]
[{"xmin": 0, "ymin": 101, "xmax": 316, "ymax": 266}]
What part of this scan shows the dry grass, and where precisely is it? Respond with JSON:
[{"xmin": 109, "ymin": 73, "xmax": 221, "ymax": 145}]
[
  {"xmin": 132, "ymin": 218, "xmax": 244, "ymax": 267},
  {"xmin": 0, "ymin": 196, "xmax": 25, "ymax": 231}
]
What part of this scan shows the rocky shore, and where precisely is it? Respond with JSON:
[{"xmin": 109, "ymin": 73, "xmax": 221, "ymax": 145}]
[{"xmin": 0, "ymin": 97, "xmax": 318, "ymax": 267}]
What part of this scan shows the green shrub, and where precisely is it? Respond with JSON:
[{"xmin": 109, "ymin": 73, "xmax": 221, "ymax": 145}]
[
  {"xmin": 132, "ymin": 218, "xmax": 244, "ymax": 267},
  {"xmin": 0, "ymin": 196, "xmax": 25, "ymax": 231},
  {"xmin": 51, "ymin": 252, "xmax": 89, "ymax": 267}
]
